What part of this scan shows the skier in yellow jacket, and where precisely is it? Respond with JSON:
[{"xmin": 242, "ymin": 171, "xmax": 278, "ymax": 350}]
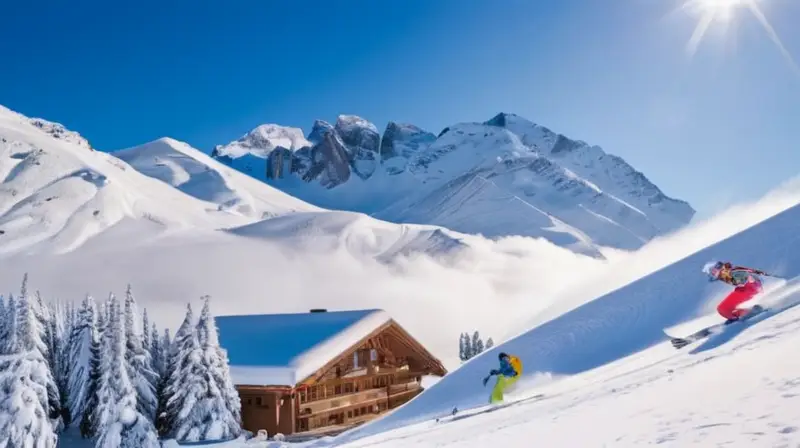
[{"xmin": 482, "ymin": 352, "xmax": 522, "ymax": 404}]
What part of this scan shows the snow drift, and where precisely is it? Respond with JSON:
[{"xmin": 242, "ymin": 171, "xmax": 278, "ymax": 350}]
[{"xmin": 338, "ymin": 181, "xmax": 800, "ymax": 441}]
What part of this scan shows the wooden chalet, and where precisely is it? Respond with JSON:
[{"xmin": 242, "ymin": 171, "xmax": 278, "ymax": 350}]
[{"xmin": 215, "ymin": 308, "xmax": 447, "ymax": 438}]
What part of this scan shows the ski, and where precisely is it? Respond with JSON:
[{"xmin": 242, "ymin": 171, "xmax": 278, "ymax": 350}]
[
  {"xmin": 667, "ymin": 305, "xmax": 766, "ymax": 349},
  {"xmin": 435, "ymin": 394, "xmax": 546, "ymax": 424}
]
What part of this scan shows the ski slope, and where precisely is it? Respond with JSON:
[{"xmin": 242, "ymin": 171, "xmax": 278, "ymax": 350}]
[{"xmin": 328, "ymin": 193, "xmax": 800, "ymax": 446}]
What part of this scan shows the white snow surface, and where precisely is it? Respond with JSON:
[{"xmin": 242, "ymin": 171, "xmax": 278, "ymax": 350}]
[
  {"xmin": 0, "ymin": 105, "xmax": 312, "ymax": 256},
  {"xmin": 319, "ymin": 184, "xmax": 800, "ymax": 447},
  {"xmin": 114, "ymin": 137, "xmax": 318, "ymax": 219},
  {"xmin": 217, "ymin": 310, "xmax": 391, "ymax": 386},
  {"xmin": 213, "ymin": 124, "xmax": 311, "ymax": 158}
]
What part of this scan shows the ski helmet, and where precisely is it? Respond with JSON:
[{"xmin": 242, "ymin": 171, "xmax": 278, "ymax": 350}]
[{"xmin": 498, "ymin": 352, "xmax": 509, "ymax": 360}]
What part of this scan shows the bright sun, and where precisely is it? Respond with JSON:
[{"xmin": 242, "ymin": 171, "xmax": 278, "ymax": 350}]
[
  {"xmin": 680, "ymin": 0, "xmax": 799, "ymax": 74},
  {"xmin": 694, "ymin": 0, "xmax": 749, "ymax": 21}
]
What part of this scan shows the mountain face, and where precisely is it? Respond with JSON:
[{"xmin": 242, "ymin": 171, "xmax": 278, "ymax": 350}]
[
  {"xmin": 211, "ymin": 112, "xmax": 695, "ymax": 251},
  {"xmin": 0, "ymin": 104, "xmax": 466, "ymax": 262},
  {"xmin": 0, "ymin": 105, "xmax": 320, "ymax": 256}
]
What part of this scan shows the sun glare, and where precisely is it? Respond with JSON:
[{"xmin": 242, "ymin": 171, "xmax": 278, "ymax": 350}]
[
  {"xmin": 680, "ymin": 0, "xmax": 800, "ymax": 75},
  {"xmin": 694, "ymin": 0, "xmax": 748, "ymax": 21}
]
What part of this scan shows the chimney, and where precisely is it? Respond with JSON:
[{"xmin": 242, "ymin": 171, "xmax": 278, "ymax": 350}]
[{"xmin": 310, "ymin": 309, "xmax": 327, "ymax": 313}]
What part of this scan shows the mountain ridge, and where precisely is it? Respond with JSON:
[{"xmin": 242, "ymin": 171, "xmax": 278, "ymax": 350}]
[{"xmin": 209, "ymin": 111, "xmax": 695, "ymax": 251}]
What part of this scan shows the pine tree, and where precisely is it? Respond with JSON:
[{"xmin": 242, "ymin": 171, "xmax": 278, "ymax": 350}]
[
  {"xmin": 486, "ymin": 337, "xmax": 494, "ymax": 349},
  {"xmin": 155, "ymin": 327, "xmax": 171, "ymax": 437},
  {"xmin": 0, "ymin": 295, "xmax": 5, "ymax": 351},
  {"xmin": 68, "ymin": 296, "xmax": 96, "ymax": 427},
  {"xmin": 472, "ymin": 331, "xmax": 484, "ymax": 356},
  {"xmin": 162, "ymin": 304, "xmax": 195, "ymax": 438},
  {"xmin": 142, "ymin": 308, "xmax": 151, "ymax": 355},
  {"xmin": 93, "ymin": 295, "xmax": 159, "ymax": 447},
  {"xmin": 2, "ymin": 294, "xmax": 17, "ymax": 355},
  {"xmin": 0, "ymin": 286, "xmax": 58, "ymax": 447},
  {"xmin": 47, "ymin": 298, "xmax": 72, "ymax": 427},
  {"xmin": 80, "ymin": 294, "xmax": 107, "ymax": 438},
  {"xmin": 463, "ymin": 332, "xmax": 474, "ymax": 360},
  {"xmin": 150, "ymin": 323, "xmax": 164, "ymax": 378},
  {"xmin": 161, "ymin": 304, "xmax": 196, "ymax": 435},
  {"xmin": 190, "ymin": 295, "xmax": 242, "ymax": 440},
  {"xmin": 19, "ymin": 278, "xmax": 62, "ymax": 426},
  {"xmin": 0, "ymin": 355, "xmax": 59, "ymax": 447},
  {"xmin": 123, "ymin": 285, "xmax": 158, "ymax": 421}
]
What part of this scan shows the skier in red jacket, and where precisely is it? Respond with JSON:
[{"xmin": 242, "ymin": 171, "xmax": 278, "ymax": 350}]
[{"xmin": 706, "ymin": 261, "xmax": 770, "ymax": 322}]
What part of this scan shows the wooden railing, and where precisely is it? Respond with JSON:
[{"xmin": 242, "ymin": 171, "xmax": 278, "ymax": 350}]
[{"xmin": 298, "ymin": 388, "xmax": 388, "ymax": 417}]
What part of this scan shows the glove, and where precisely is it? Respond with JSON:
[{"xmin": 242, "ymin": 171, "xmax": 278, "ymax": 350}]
[{"xmin": 482, "ymin": 376, "xmax": 490, "ymax": 387}]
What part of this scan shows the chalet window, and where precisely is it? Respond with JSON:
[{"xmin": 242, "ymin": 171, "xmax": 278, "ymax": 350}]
[
  {"xmin": 347, "ymin": 410, "xmax": 352, "ymax": 418},
  {"xmin": 335, "ymin": 385, "xmax": 342, "ymax": 395},
  {"xmin": 256, "ymin": 397, "xmax": 262, "ymax": 406},
  {"xmin": 370, "ymin": 349, "xmax": 377, "ymax": 361},
  {"xmin": 353, "ymin": 351, "xmax": 359, "ymax": 367},
  {"xmin": 299, "ymin": 391, "xmax": 307, "ymax": 403},
  {"xmin": 310, "ymin": 387, "xmax": 318, "ymax": 400},
  {"xmin": 247, "ymin": 398, "xmax": 252, "ymax": 405},
  {"xmin": 344, "ymin": 383, "xmax": 353, "ymax": 393}
]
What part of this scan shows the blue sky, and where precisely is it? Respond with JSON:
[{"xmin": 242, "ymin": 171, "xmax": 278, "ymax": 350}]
[{"xmin": 1, "ymin": 0, "xmax": 798, "ymax": 216}]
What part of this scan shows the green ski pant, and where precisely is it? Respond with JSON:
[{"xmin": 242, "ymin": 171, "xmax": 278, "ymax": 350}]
[{"xmin": 490, "ymin": 374, "xmax": 519, "ymax": 404}]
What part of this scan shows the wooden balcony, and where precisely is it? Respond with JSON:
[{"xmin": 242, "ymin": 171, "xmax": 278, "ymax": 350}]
[{"xmin": 299, "ymin": 388, "xmax": 389, "ymax": 418}]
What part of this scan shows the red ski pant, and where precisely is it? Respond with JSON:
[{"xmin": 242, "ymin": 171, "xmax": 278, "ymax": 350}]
[{"xmin": 717, "ymin": 281, "xmax": 762, "ymax": 320}]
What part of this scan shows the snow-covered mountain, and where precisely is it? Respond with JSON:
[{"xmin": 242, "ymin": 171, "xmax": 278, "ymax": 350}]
[
  {"xmin": 211, "ymin": 113, "xmax": 695, "ymax": 251},
  {"xmin": 115, "ymin": 137, "xmax": 318, "ymax": 220},
  {"xmin": 0, "ymin": 104, "xmax": 484, "ymax": 263},
  {"xmin": 0, "ymin": 105, "xmax": 256, "ymax": 255}
]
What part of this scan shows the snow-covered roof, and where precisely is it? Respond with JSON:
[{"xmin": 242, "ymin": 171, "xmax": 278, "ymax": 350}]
[{"xmin": 216, "ymin": 309, "xmax": 391, "ymax": 387}]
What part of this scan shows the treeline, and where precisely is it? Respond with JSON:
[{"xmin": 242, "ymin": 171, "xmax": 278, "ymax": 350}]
[
  {"xmin": 0, "ymin": 274, "xmax": 242, "ymax": 447},
  {"xmin": 458, "ymin": 330, "xmax": 494, "ymax": 362}
]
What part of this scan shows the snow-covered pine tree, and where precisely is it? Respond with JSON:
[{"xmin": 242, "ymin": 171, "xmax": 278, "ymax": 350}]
[
  {"xmin": 142, "ymin": 309, "xmax": 150, "ymax": 354},
  {"xmin": 486, "ymin": 337, "xmax": 494, "ymax": 349},
  {"xmin": 154, "ymin": 327, "xmax": 171, "ymax": 437},
  {"xmin": 0, "ymin": 285, "xmax": 59, "ymax": 447},
  {"xmin": 80, "ymin": 294, "xmax": 108, "ymax": 438},
  {"xmin": 2, "ymin": 294, "xmax": 17, "ymax": 355},
  {"xmin": 68, "ymin": 296, "xmax": 96, "ymax": 428},
  {"xmin": 150, "ymin": 323, "xmax": 164, "ymax": 378},
  {"xmin": 162, "ymin": 304, "xmax": 195, "ymax": 437},
  {"xmin": 19, "ymin": 278, "xmax": 62, "ymax": 427},
  {"xmin": 123, "ymin": 285, "xmax": 158, "ymax": 421},
  {"xmin": 93, "ymin": 295, "xmax": 159, "ymax": 447},
  {"xmin": 187, "ymin": 295, "xmax": 242, "ymax": 440},
  {"xmin": 472, "ymin": 331, "xmax": 484, "ymax": 356},
  {"xmin": 47, "ymin": 298, "xmax": 72, "ymax": 427},
  {"xmin": 0, "ymin": 295, "xmax": 5, "ymax": 350}
]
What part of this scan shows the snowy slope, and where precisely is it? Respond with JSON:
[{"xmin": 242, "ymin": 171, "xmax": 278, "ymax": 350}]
[
  {"xmin": 212, "ymin": 113, "xmax": 694, "ymax": 252},
  {"xmin": 114, "ymin": 137, "xmax": 319, "ymax": 219},
  {"xmin": 333, "ymin": 188, "xmax": 800, "ymax": 443},
  {"xmin": 0, "ymin": 105, "xmax": 268, "ymax": 255},
  {"xmin": 226, "ymin": 211, "xmax": 468, "ymax": 261},
  {"xmin": 330, "ymin": 289, "xmax": 800, "ymax": 447}
]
